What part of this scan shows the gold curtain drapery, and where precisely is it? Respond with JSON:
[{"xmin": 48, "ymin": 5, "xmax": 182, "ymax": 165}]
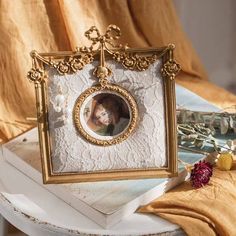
[
  {"xmin": 1, "ymin": 1, "xmax": 236, "ymax": 234},
  {"xmin": 2, "ymin": 0, "xmax": 236, "ymax": 142},
  {"xmin": 139, "ymin": 167, "xmax": 236, "ymax": 236}
]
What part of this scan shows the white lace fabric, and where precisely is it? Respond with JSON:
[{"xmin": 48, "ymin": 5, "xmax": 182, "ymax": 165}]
[{"xmin": 47, "ymin": 60, "xmax": 167, "ymax": 173}]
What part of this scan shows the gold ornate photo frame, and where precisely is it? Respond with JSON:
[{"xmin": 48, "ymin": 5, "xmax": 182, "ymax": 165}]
[
  {"xmin": 74, "ymin": 83, "xmax": 138, "ymax": 146},
  {"xmin": 27, "ymin": 25, "xmax": 180, "ymax": 184}
]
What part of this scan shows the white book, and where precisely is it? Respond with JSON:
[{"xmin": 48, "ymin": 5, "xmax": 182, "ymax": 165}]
[
  {"xmin": 2, "ymin": 128, "xmax": 206, "ymax": 228},
  {"xmin": 1, "ymin": 85, "xmax": 219, "ymax": 228}
]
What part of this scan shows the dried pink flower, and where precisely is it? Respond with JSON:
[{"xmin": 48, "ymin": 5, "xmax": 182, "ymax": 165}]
[{"xmin": 190, "ymin": 160, "xmax": 213, "ymax": 188}]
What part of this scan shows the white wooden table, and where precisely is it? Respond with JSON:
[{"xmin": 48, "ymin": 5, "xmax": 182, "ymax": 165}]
[{"xmin": 0, "ymin": 150, "xmax": 185, "ymax": 236}]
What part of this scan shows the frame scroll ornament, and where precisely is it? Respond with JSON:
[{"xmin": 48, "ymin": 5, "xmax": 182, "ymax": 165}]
[{"xmin": 27, "ymin": 25, "xmax": 181, "ymax": 184}]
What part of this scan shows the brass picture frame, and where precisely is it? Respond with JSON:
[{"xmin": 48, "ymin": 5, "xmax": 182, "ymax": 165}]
[{"xmin": 27, "ymin": 25, "xmax": 181, "ymax": 184}]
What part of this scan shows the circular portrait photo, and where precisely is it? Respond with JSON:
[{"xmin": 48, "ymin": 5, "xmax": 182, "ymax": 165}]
[{"xmin": 83, "ymin": 93, "xmax": 131, "ymax": 137}]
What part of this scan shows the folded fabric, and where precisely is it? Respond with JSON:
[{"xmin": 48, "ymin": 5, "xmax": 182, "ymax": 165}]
[
  {"xmin": 139, "ymin": 166, "xmax": 236, "ymax": 236},
  {"xmin": 0, "ymin": 0, "xmax": 209, "ymax": 142}
]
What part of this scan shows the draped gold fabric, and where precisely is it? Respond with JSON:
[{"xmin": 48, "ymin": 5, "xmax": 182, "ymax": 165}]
[
  {"xmin": 2, "ymin": 0, "xmax": 235, "ymax": 142},
  {"xmin": 139, "ymin": 166, "xmax": 236, "ymax": 236},
  {"xmin": 1, "ymin": 1, "xmax": 236, "ymax": 234}
]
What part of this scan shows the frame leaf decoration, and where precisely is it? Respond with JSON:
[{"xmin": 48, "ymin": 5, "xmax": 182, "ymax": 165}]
[{"xmin": 27, "ymin": 25, "xmax": 181, "ymax": 184}]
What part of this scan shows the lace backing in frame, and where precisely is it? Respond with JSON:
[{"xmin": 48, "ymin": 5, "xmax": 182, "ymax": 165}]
[{"xmin": 48, "ymin": 60, "xmax": 167, "ymax": 173}]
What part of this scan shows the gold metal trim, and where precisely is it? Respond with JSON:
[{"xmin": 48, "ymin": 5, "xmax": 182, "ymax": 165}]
[
  {"xmin": 73, "ymin": 84, "xmax": 138, "ymax": 146},
  {"xmin": 27, "ymin": 25, "xmax": 180, "ymax": 184},
  {"xmin": 27, "ymin": 26, "xmax": 172, "ymax": 79}
]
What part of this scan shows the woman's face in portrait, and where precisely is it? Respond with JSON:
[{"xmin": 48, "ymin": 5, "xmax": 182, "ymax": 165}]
[{"xmin": 94, "ymin": 105, "xmax": 113, "ymax": 126}]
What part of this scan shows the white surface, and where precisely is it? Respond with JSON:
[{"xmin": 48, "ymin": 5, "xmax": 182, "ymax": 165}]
[
  {"xmin": 0, "ymin": 150, "xmax": 179, "ymax": 236},
  {"xmin": 48, "ymin": 60, "xmax": 167, "ymax": 172}
]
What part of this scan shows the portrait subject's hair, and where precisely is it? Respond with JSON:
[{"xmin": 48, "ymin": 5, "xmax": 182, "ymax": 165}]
[
  {"xmin": 92, "ymin": 96, "xmax": 120, "ymax": 126},
  {"xmin": 86, "ymin": 94, "xmax": 130, "ymax": 132}
]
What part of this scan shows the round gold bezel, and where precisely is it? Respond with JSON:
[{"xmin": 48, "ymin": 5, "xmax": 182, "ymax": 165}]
[{"xmin": 73, "ymin": 84, "xmax": 138, "ymax": 146}]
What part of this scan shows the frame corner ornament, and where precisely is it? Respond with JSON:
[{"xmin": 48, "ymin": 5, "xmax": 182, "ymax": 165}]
[
  {"xmin": 27, "ymin": 68, "xmax": 44, "ymax": 83},
  {"xmin": 161, "ymin": 59, "xmax": 181, "ymax": 80},
  {"xmin": 161, "ymin": 45, "xmax": 181, "ymax": 80}
]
